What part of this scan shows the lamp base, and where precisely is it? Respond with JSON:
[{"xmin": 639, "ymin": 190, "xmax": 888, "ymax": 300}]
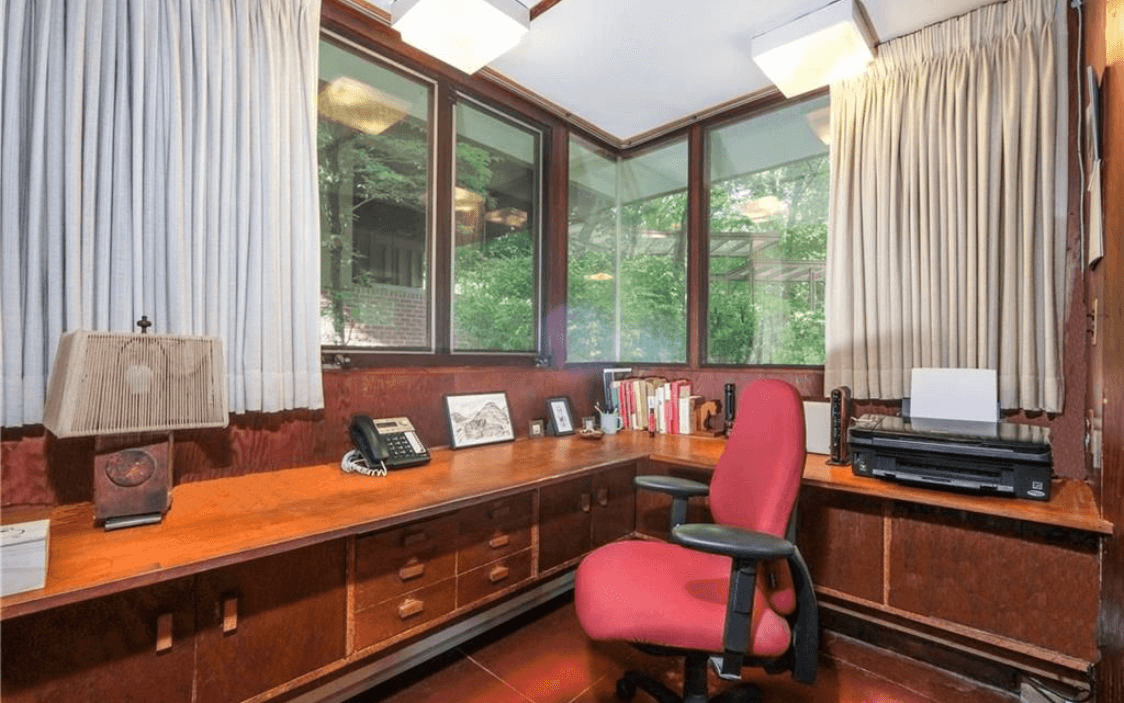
[{"xmin": 94, "ymin": 434, "xmax": 173, "ymax": 530}]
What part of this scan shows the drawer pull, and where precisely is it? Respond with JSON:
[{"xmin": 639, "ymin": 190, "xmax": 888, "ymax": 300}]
[
  {"xmin": 580, "ymin": 493, "xmax": 592, "ymax": 513},
  {"xmin": 398, "ymin": 598, "xmax": 425, "ymax": 620},
  {"xmin": 398, "ymin": 559, "xmax": 426, "ymax": 581},
  {"xmin": 222, "ymin": 595, "xmax": 238, "ymax": 634},
  {"xmin": 489, "ymin": 565, "xmax": 510, "ymax": 583},
  {"xmin": 488, "ymin": 532, "xmax": 510, "ymax": 549},
  {"xmin": 156, "ymin": 613, "xmax": 173, "ymax": 653},
  {"xmin": 596, "ymin": 487, "xmax": 609, "ymax": 507},
  {"xmin": 490, "ymin": 505, "xmax": 511, "ymax": 520},
  {"xmin": 403, "ymin": 531, "xmax": 428, "ymax": 547}
]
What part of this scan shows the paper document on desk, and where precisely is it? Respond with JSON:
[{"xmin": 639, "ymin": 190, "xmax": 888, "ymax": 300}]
[
  {"xmin": 1, "ymin": 519, "xmax": 50, "ymax": 597},
  {"xmin": 909, "ymin": 368, "xmax": 998, "ymax": 423}
]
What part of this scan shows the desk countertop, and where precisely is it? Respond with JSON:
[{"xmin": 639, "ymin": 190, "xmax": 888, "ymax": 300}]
[{"xmin": 0, "ymin": 432, "xmax": 1110, "ymax": 620}]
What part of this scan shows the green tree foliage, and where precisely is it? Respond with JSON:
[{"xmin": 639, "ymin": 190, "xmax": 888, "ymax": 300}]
[{"xmin": 453, "ymin": 229, "xmax": 535, "ymax": 351}]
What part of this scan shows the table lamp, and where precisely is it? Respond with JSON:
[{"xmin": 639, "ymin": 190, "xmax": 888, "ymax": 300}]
[{"xmin": 41, "ymin": 318, "xmax": 228, "ymax": 530}]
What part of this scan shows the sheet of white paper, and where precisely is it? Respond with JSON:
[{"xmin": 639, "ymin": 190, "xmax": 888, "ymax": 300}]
[
  {"xmin": 910, "ymin": 368, "xmax": 998, "ymax": 423},
  {"xmin": 803, "ymin": 401, "xmax": 831, "ymax": 455}
]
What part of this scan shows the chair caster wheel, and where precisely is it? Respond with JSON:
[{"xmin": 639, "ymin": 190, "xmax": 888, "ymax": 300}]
[{"xmin": 615, "ymin": 677, "xmax": 637, "ymax": 700}]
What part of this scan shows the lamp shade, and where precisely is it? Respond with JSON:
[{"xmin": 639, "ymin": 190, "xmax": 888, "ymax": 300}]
[
  {"xmin": 42, "ymin": 330, "xmax": 229, "ymax": 438},
  {"xmin": 751, "ymin": 0, "xmax": 877, "ymax": 98},
  {"xmin": 391, "ymin": 0, "xmax": 530, "ymax": 75}
]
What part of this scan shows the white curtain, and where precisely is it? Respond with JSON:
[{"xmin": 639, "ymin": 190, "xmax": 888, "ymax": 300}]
[
  {"xmin": 1, "ymin": 0, "xmax": 324, "ymax": 427},
  {"xmin": 824, "ymin": 0, "xmax": 1067, "ymax": 412}
]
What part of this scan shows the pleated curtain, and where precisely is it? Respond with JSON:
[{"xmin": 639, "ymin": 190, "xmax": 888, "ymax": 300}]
[
  {"xmin": 1, "ymin": 0, "xmax": 324, "ymax": 427},
  {"xmin": 823, "ymin": 0, "xmax": 1067, "ymax": 412}
]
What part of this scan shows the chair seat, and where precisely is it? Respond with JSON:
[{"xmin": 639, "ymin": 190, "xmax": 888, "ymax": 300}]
[{"xmin": 575, "ymin": 540, "xmax": 792, "ymax": 659}]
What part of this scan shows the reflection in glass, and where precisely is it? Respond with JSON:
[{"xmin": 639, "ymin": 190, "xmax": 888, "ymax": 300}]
[
  {"xmin": 452, "ymin": 102, "xmax": 541, "ymax": 352},
  {"xmin": 707, "ymin": 95, "xmax": 830, "ymax": 365},
  {"xmin": 318, "ymin": 40, "xmax": 432, "ymax": 349},
  {"xmin": 568, "ymin": 139, "xmax": 688, "ymax": 363}
]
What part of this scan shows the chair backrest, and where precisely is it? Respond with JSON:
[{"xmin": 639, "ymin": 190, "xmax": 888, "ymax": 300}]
[{"xmin": 708, "ymin": 379, "xmax": 806, "ymax": 537}]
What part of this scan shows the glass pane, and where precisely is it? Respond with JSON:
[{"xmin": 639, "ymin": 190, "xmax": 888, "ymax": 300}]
[
  {"xmin": 707, "ymin": 96, "xmax": 830, "ymax": 365},
  {"xmin": 567, "ymin": 139, "xmax": 688, "ymax": 363},
  {"xmin": 318, "ymin": 40, "xmax": 432, "ymax": 349},
  {"xmin": 452, "ymin": 102, "xmax": 541, "ymax": 352}
]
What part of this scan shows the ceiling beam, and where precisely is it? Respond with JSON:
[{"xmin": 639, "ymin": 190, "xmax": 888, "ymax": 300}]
[{"xmin": 529, "ymin": 0, "xmax": 566, "ymax": 21}]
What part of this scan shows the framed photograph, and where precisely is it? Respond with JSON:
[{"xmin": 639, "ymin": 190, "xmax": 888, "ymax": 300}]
[
  {"xmin": 529, "ymin": 419, "xmax": 545, "ymax": 438},
  {"xmin": 546, "ymin": 396, "xmax": 576, "ymax": 436},
  {"xmin": 444, "ymin": 392, "xmax": 515, "ymax": 449},
  {"xmin": 582, "ymin": 416, "xmax": 597, "ymax": 431}
]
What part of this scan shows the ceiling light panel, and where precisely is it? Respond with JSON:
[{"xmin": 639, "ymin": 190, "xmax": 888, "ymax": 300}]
[{"xmin": 392, "ymin": 0, "xmax": 530, "ymax": 74}]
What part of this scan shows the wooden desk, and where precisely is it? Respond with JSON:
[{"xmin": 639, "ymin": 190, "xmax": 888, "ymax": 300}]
[{"xmin": 0, "ymin": 433, "xmax": 1111, "ymax": 701}]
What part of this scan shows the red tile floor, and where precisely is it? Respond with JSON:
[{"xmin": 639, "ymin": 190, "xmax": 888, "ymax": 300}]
[{"xmin": 347, "ymin": 595, "xmax": 1017, "ymax": 703}]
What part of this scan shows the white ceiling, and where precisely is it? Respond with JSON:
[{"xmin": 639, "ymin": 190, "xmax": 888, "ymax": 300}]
[{"xmin": 364, "ymin": 0, "xmax": 1001, "ymax": 144}]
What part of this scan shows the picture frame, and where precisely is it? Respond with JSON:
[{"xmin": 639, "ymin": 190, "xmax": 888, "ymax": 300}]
[
  {"xmin": 582, "ymin": 416, "xmax": 597, "ymax": 431},
  {"xmin": 444, "ymin": 391, "xmax": 515, "ymax": 449},
  {"xmin": 529, "ymin": 419, "xmax": 545, "ymax": 438},
  {"xmin": 546, "ymin": 396, "xmax": 576, "ymax": 436}
]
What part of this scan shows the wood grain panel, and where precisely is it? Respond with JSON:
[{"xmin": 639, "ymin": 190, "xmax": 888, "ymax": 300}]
[
  {"xmin": 591, "ymin": 463, "xmax": 637, "ymax": 547},
  {"xmin": 355, "ymin": 513, "xmax": 459, "ymax": 606},
  {"xmin": 797, "ymin": 487, "xmax": 884, "ymax": 604},
  {"xmin": 353, "ymin": 578, "xmax": 457, "ymax": 652},
  {"xmin": 459, "ymin": 492, "xmax": 534, "ymax": 571},
  {"xmin": 888, "ymin": 505, "xmax": 1100, "ymax": 661},
  {"xmin": 634, "ymin": 462, "xmax": 714, "ymax": 539},
  {"xmin": 0, "ymin": 579, "xmax": 195, "ymax": 703},
  {"xmin": 457, "ymin": 549, "xmax": 533, "ymax": 606},
  {"xmin": 194, "ymin": 542, "xmax": 347, "ymax": 703},
  {"xmin": 538, "ymin": 474, "xmax": 592, "ymax": 571}
]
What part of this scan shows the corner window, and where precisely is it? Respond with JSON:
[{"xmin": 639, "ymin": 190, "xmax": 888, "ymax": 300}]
[
  {"xmin": 567, "ymin": 138, "xmax": 688, "ymax": 363},
  {"xmin": 452, "ymin": 101, "xmax": 541, "ymax": 352},
  {"xmin": 318, "ymin": 38, "xmax": 434, "ymax": 349},
  {"xmin": 707, "ymin": 95, "xmax": 829, "ymax": 365}
]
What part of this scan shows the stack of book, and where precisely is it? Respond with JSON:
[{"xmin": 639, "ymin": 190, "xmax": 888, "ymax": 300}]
[{"xmin": 608, "ymin": 376, "xmax": 704, "ymax": 435}]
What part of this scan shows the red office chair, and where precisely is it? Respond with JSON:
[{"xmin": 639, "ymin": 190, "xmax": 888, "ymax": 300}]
[{"xmin": 575, "ymin": 379, "xmax": 817, "ymax": 703}]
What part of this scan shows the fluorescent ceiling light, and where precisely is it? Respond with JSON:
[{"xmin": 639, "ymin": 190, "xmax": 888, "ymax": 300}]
[
  {"xmin": 319, "ymin": 77, "xmax": 409, "ymax": 135},
  {"xmin": 751, "ymin": 0, "xmax": 877, "ymax": 98},
  {"xmin": 392, "ymin": 0, "xmax": 530, "ymax": 75}
]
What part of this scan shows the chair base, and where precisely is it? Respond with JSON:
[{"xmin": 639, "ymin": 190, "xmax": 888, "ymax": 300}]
[{"xmin": 614, "ymin": 652, "xmax": 763, "ymax": 703}]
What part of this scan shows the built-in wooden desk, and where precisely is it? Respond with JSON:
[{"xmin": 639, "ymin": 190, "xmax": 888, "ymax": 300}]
[{"xmin": 0, "ymin": 433, "xmax": 1111, "ymax": 701}]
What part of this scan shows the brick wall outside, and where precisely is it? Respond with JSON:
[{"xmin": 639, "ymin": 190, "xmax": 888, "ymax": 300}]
[{"xmin": 320, "ymin": 283, "xmax": 428, "ymax": 348}]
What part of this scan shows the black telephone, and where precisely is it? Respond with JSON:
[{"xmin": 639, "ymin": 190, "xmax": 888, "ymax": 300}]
[{"xmin": 345, "ymin": 416, "xmax": 430, "ymax": 476}]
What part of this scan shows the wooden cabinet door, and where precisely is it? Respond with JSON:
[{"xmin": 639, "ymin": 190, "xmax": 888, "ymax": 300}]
[
  {"xmin": 635, "ymin": 462, "xmax": 713, "ymax": 539},
  {"xmin": 591, "ymin": 463, "xmax": 636, "ymax": 548},
  {"xmin": 1, "ymin": 579, "xmax": 195, "ymax": 703},
  {"xmin": 538, "ymin": 474, "xmax": 593, "ymax": 571},
  {"xmin": 194, "ymin": 541, "xmax": 347, "ymax": 703}
]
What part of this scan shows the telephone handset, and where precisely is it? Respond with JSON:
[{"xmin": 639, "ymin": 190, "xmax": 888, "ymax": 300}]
[{"xmin": 344, "ymin": 416, "xmax": 430, "ymax": 476}]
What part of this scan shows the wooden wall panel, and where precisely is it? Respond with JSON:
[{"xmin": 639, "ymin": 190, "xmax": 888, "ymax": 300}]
[
  {"xmin": 888, "ymin": 505, "xmax": 1100, "ymax": 662},
  {"xmin": 797, "ymin": 487, "xmax": 885, "ymax": 604}
]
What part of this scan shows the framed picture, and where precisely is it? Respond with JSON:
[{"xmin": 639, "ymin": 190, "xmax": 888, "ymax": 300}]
[
  {"xmin": 529, "ymin": 419, "xmax": 545, "ymax": 438},
  {"xmin": 546, "ymin": 396, "xmax": 576, "ymax": 436},
  {"xmin": 444, "ymin": 392, "xmax": 515, "ymax": 449},
  {"xmin": 582, "ymin": 416, "xmax": 597, "ymax": 431}
]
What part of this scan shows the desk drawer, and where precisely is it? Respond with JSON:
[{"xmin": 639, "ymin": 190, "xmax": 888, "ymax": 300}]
[
  {"xmin": 458, "ymin": 493, "xmax": 533, "ymax": 572},
  {"xmin": 355, "ymin": 514, "xmax": 457, "ymax": 607},
  {"xmin": 353, "ymin": 578, "xmax": 456, "ymax": 652},
  {"xmin": 457, "ymin": 549, "xmax": 532, "ymax": 607}
]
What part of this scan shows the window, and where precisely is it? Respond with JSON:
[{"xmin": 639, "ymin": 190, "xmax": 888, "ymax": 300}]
[
  {"xmin": 707, "ymin": 95, "xmax": 829, "ymax": 365},
  {"xmin": 568, "ymin": 138, "xmax": 688, "ymax": 363},
  {"xmin": 318, "ymin": 39, "xmax": 434, "ymax": 349},
  {"xmin": 452, "ymin": 101, "xmax": 541, "ymax": 352}
]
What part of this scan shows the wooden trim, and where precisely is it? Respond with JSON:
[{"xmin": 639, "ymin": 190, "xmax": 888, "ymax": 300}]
[
  {"xmin": 687, "ymin": 124, "xmax": 707, "ymax": 367},
  {"xmin": 529, "ymin": 0, "xmax": 566, "ymax": 21},
  {"xmin": 433, "ymin": 85, "xmax": 455, "ymax": 354},
  {"xmin": 545, "ymin": 125, "xmax": 570, "ymax": 367}
]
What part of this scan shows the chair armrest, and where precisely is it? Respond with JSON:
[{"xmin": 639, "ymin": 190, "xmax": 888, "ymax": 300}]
[
  {"xmin": 635, "ymin": 475, "xmax": 709, "ymax": 531},
  {"xmin": 671, "ymin": 523, "xmax": 803, "ymax": 681},
  {"xmin": 634, "ymin": 475, "xmax": 709, "ymax": 498},
  {"xmin": 671, "ymin": 524, "xmax": 795, "ymax": 561}
]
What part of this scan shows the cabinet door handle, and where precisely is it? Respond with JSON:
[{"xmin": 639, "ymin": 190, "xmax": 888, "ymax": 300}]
[
  {"xmin": 156, "ymin": 613, "xmax": 174, "ymax": 653},
  {"xmin": 403, "ymin": 531, "xmax": 428, "ymax": 547},
  {"xmin": 596, "ymin": 487, "xmax": 609, "ymax": 507},
  {"xmin": 580, "ymin": 493, "xmax": 592, "ymax": 513},
  {"xmin": 490, "ymin": 505, "xmax": 511, "ymax": 520},
  {"xmin": 398, "ymin": 559, "xmax": 426, "ymax": 582},
  {"xmin": 488, "ymin": 531, "xmax": 510, "ymax": 549},
  {"xmin": 222, "ymin": 595, "xmax": 238, "ymax": 634},
  {"xmin": 489, "ymin": 565, "xmax": 510, "ymax": 583},
  {"xmin": 398, "ymin": 597, "xmax": 425, "ymax": 620}
]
